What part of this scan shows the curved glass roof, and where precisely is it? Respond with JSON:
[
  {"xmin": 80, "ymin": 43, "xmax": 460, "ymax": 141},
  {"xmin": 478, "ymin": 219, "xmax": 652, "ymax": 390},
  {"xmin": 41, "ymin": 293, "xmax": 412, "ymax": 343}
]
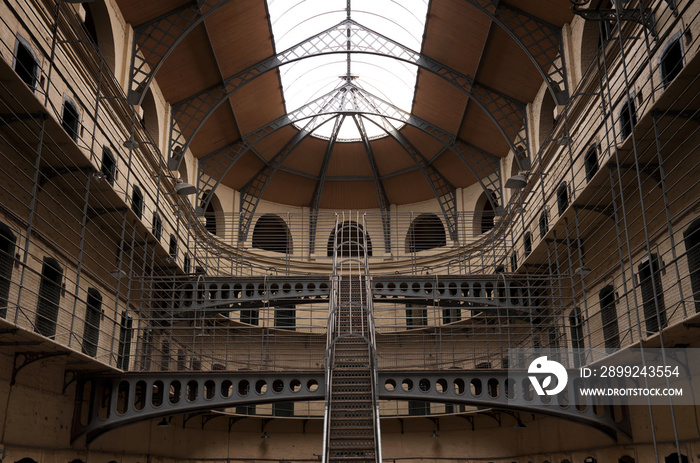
[{"xmin": 267, "ymin": 0, "xmax": 429, "ymax": 141}]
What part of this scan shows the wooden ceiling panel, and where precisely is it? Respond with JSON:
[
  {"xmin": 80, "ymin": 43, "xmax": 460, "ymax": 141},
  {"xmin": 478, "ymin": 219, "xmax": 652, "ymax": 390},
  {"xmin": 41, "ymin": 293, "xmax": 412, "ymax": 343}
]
[
  {"xmin": 431, "ymin": 152, "xmax": 477, "ymax": 188},
  {"xmin": 422, "ymin": 0, "xmax": 490, "ymax": 77},
  {"xmin": 412, "ymin": 72, "xmax": 468, "ymax": 136},
  {"xmin": 458, "ymin": 107, "xmax": 511, "ymax": 156},
  {"xmin": 370, "ymin": 137, "xmax": 415, "ymax": 175},
  {"xmin": 253, "ymin": 126, "xmax": 300, "ymax": 162},
  {"xmin": 115, "ymin": 0, "xmax": 191, "ymax": 27},
  {"xmin": 476, "ymin": 27, "xmax": 542, "ymax": 102},
  {"xmin": 221, "ymin": 152, "xmax": 266, "ymax": 191},
  {"xmin": 400, "ymin": 126, "xmax": 444, "ymax": 160},
  {"xmin": 229, "ymin": 72, "xmax": 285, "ymax": 135},
  {"xmin": 190, "ymin": 105, "xmax": 240, "ymax": 157},
  {"xmin": 506, "ymin": 0, "xmax": 575, "ymax": 27},
  {"xmin": 205, "ymin": 1, "xmax": 274, "ymax": 76},
  {"xmin": 319, "ymin": 182, "xmax": 379, "ymax": 210},
  {"xmin": 282, "ymin": 137, "xmax": 327, "ymax": 175},
  {"xmin": 262, "ymin": 172, "xmax": 315, "ymax": 207},
  {"xmin": 326, "ymin": 143, "xmax": 373, "ymax": 177},
  {"xmin": 154, "ymin": 25, "xmax": 223, "ymax": 104},
  {"xmin": 383, "ymin": 171, "xmax": 434, "ymax": 205}
]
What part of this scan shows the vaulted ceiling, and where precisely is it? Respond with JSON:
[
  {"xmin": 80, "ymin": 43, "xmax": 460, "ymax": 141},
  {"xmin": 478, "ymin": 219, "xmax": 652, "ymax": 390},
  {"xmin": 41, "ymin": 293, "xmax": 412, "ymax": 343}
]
[{"xmin": 115, "ymin": 0, "xmax": 575, "ymax": 210}]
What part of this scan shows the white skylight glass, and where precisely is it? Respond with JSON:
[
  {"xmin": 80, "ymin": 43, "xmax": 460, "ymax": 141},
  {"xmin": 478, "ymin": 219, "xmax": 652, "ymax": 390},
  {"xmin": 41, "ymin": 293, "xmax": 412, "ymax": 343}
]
[{"xmin": 267, "ymin": 0, "xmax": 429, "ymax": 141}]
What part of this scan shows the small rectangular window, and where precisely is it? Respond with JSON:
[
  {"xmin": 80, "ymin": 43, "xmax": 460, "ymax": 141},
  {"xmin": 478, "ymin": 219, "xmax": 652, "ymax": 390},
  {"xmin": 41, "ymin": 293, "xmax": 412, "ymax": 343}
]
[
  {"xmin": 169, "ymin": 234, "xmax": 177, "ymax": 259},
  {"xmin": 131, "ymin": 186, "xmax": 143, "ymax": 219},
  {"xmin": 35, "ymin": 257, "xmax": 63, "ymax": 338},
  {"xmin": 0, "ymin": 223, "xmax": 17, "ymax": 318},
  {"xmin": 600, "ymin": 286, "xmax": 619, "ymax": 352},
  {"xmin": 116, "ymin": 311, "xmax": 133, "ymax": 370},
  {"xmin": 82, "ymin": 288, "xmax": 102, "ymax": 357},
  {"xmin": 241, "ymin": 309, "xmax": 259, "ymax": 325},
  {"xmin": 638, "ymin": 255, "xmax": 667, "ymax": 333},
  {"xmin": 101, "ymin": 147, "xmax": 116, "ymax": 186},
  {"xmin": 584, "ymin": 145, "xmax": 599, "ymax": 181},
  {"xmin": 275, "ymin": 306, "xmax": 296, "ymax": 330},
  {"xmin": 619, "ymin": 98, "xmax": 637, "ymax": 140},
  {"xmin": 152, "ymin": 213, "xmax": 162, "ymax": 241}
]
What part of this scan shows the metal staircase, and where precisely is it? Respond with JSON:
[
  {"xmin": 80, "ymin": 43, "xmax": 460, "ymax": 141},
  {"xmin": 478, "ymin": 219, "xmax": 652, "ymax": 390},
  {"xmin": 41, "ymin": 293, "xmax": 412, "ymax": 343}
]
[{"xmin": 323, "ymin": 214, "xmax": 381, "ymax": 463}]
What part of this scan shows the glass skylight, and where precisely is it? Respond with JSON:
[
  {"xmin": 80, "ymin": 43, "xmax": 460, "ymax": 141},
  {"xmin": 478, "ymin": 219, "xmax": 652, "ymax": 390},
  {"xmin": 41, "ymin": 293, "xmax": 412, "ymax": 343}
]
[{"xmin": 267, "ymin": 0, "xmax": 429, "ymax": 141}]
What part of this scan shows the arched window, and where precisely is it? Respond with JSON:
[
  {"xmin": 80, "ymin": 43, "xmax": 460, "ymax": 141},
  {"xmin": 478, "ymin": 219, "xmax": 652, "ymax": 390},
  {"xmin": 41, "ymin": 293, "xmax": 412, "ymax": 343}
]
[
  {"xmin": 584, "ymin": 145, "xmax": 599, "ymax": 181},
  {"xmin": 61, "ymin": 97, "xmax": 80, "ymax": 142},
  {"xmin": 569, "ymin": 307, "xmax": 585, "ymax": 367},
  {"xmin": 0, "ymin": 222, "xmax": 17, "ymax": 317},
  {"xmin": 684, "ymin": 218, "xmax": 700, "ymax": 312},
  {"xmin": 524, "ymin": 232, "xmax": 532, "ymax": 257},
  {"xmin": 201, "ymin": 190, "xmax": 223, "ymax": 237},
  {"xmin": 599, "ymin": 285, "xmax": 619, "ymax": 351},
  {"xmin": 141, "ymin": 89, "xmax": 160, "ymax": 146},
  {"xmin": 131, "ymin": 185, "xmax": 143, "ymax": 219},
  {"xmin": 405, "ymin": 213, "xmax": 446, "ymax": 252},
  {"xmin": 557, "ymin": 182, "xmax": 569, "ymax": 215},
  {"xmin": 660, "ymin": 35, "xmax": 683, "ymax": 88},
  {"xmin": 539, "ymin": 209, "xmax": 549, "ymax": 238},
  {"xmin": 327, "ymin": 221, "xmax": 372, "ymax": 257},
  {"xmin": 82, "ymin": 288, "xmax": 102, "ymax": 357},
  {"xmin": 619, "ymin": 97, "xmax": 637, "ymax": 141},
  {"xmin": 183, "ymin": 254, "xmax": 191, "ymax": 273},
  {"xmin": 81, "ymin": 2, "xmax": 116, "ymax": 72},
  {"xmin": 619, "ymin": 455, "xmax": 635, "ymax": 463},
  {"xmin": 15, "ymin": 459, "xmax": 39, "ymax": 463},
  {"xmin": 510, "ymin": 253, "xmax": 518, "ymax": 272},
  {"xmin": 101, "ymin": 147, "xmax": 116, "ymax": 185},
  {"xmin": 13, "ymin": 37, "xmax": 39, "ymax": 91},
  {"xmin": 475, "ymin": 190, "xmax": 497, "ymax": 236},
  {"xmin": 116, "ymin": 311, "xmax": 132, "ymax": 370},
  {"xmin": 35, "ymin": 257, "xmax": 63, "ymax": 338},
  {"xmin": 538, "ymin": 90, "xmax": 556, "ymax": 147},
  {"xmin": 252, "ymin": 214, "xmax": 292, "ymax": 253},
  {"xmin": 638, "ymin": 254, "xmax": 667, "ymax": 333},
  {"xmin": 665, "ymin": 454, "xmax": 689, "ymax": 463}
]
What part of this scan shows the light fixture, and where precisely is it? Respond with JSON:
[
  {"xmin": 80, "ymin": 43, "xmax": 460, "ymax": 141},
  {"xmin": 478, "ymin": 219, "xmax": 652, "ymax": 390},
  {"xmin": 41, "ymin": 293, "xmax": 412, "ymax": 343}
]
[
  {"xmin": 505, "ymin": 173, "xmax": 527, "ymax": 189},
  {"xmin": 174, "ymin": 179, "xmax": 197, "ymax": 196},
  {"xmin": 557, "ymin": 133, "xmax": 570, "ymax": 146},
  {"xmin": 261, "ymin": 431, "xmax": 270, "ymax": 439},
  {"xmin": 494, "ymin": 206, "xmax": 506, "ymax": 217},
  {"xmin": 575, "ymin": 266, "xmax": 592, "ymax": 277},
  {"xmin": 430, "ymin": 429, "xmax": 439, "ymax": 438},
  {"xmin": 90, "ymin": 172, "xmax": 104, "ymax": 183},
  {"xmin": 165, "ymin": 256, "xmax": 176, "ymax": 266},
  {"xmin": 514, "ymin": 419, "xmax": 526, "ymax": 428},
  {"xmin": 157, "ymin": 417, "xmax": 171, "ymax": 427},
  {"xmin": 110, "ymin": 269, "xmax": 127, "ymax": 279},
  {"xmin": 123, "ymin": 137, "xmax": 139, "ymax": 150}
]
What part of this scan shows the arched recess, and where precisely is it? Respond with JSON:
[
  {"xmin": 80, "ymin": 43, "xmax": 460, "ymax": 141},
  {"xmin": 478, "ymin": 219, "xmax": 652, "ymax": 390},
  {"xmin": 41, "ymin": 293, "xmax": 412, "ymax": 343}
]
[
  {"xmin": 141, "ymin": 88, "xmax": 161, "ymax": 148},
  {"xmin": 538, "ymin": 88, "xmax": 557, "ymax": 150},
  {"xmin": 327, "ymin": 221, "xmax": 372, "ymax": 258},
  {"xmin": 81, "ymin": 1, "xmax": 116, "ymax": 73},
  {"xmin": 406, "ymin": 214, "xmax": 446, "ymax": 253},
  {"xmin": 252, "ymin": 214, "xmax": 292, "ymax": 254},
  {"xmin": 202, "ymin": 190, "xmax": 223, "ymax": 237},
  {"xmin": 474, "ymin": 190, "xmax": 497, "ymax": 237}
]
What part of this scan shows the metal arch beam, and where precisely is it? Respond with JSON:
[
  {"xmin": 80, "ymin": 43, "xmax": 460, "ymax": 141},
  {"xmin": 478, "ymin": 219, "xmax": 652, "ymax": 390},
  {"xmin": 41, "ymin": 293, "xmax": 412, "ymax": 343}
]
[
  {"xmin": 364, "ymin": 115, "xmax": 458, "ymax": 241},
  {"xmin": 168, "ymin": 19, "xmax": 529, "ymax": 172},
  {"xmin": 127, "ymin": 0, "xmax": 233, "ymax": 105},
  {"xmin": 71, "ymin": 369, "xmax": 629, "ymax": 444},
  {"xmin": 352, "ymin": 115, "xmax": 392, "ymax": 252},
  {"xmin": 198, "ymin": 84, "xmax": 504, "ymax": 234},
  {"xmin": 308, "ymin": 115, "xmax": 344, "ymax": 254},
  {"xmin": 462, "ymin": 0, "xmax": 569, "ymax": 104}
]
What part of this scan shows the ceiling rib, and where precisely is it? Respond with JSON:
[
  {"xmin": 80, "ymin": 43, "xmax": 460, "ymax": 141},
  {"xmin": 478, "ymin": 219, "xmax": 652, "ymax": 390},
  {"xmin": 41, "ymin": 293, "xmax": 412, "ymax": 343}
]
[{"xmin": 308, "ymin": 116, "xmax": 345, "ymax": 254}]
